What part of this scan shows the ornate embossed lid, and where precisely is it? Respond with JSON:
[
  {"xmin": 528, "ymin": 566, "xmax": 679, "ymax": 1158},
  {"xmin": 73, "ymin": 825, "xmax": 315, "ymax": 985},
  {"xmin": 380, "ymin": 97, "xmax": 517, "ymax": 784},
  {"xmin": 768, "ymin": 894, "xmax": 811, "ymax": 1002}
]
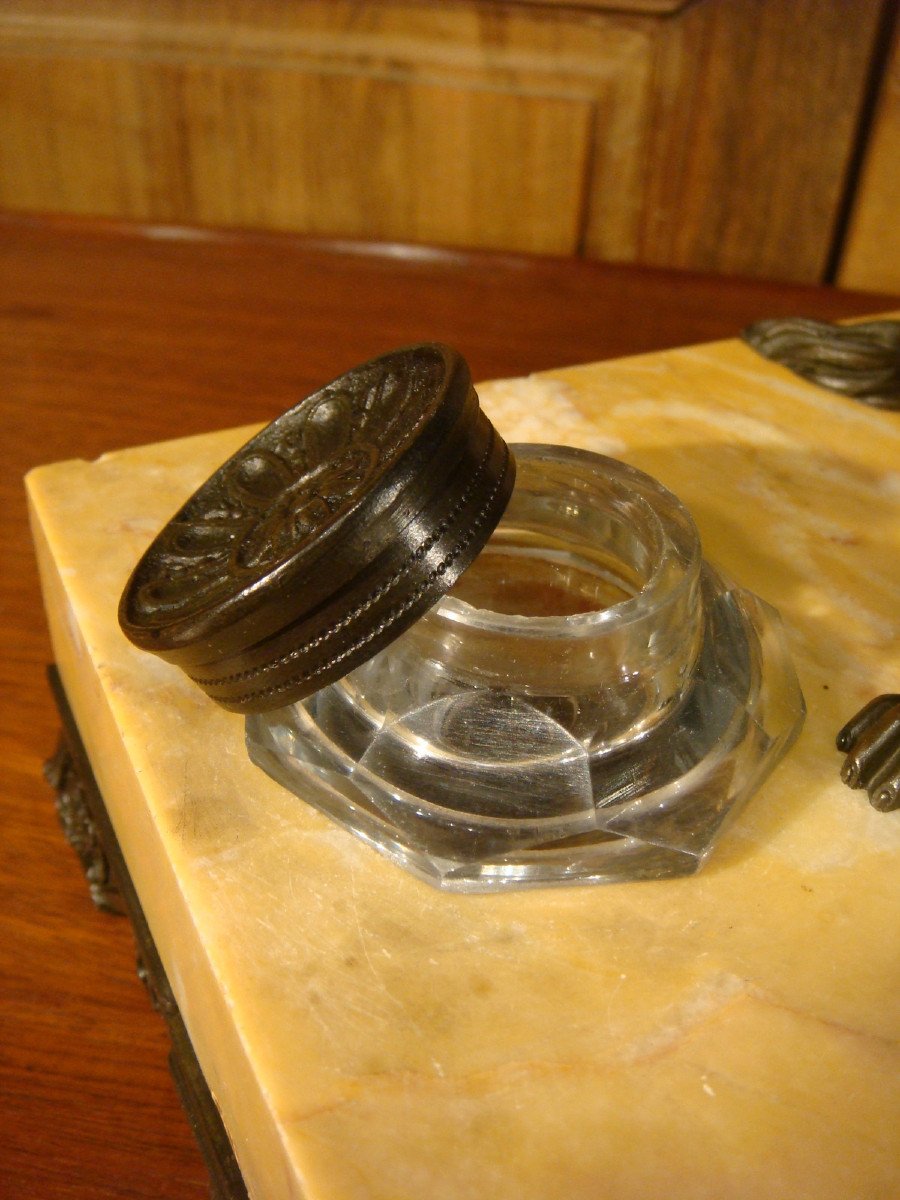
[{"xmin": 118, "ymin": 344, "xmax": 515, "ymax": 712}]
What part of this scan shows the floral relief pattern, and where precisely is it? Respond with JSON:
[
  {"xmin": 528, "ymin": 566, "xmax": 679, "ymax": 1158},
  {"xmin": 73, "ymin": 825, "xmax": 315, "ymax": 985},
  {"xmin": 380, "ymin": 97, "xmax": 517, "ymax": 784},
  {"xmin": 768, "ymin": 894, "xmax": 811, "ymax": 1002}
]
[{"xmin": 129, "ymin": 352, "xmax": 445, "ymax": 625}]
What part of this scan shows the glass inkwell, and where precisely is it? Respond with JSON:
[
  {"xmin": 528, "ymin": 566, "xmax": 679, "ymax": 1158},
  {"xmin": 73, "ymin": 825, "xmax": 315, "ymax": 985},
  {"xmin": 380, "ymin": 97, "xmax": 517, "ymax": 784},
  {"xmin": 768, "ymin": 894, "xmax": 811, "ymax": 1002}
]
[{"xmin": 119, "ymin": 345, "xmax": 805, "ymax": 891}]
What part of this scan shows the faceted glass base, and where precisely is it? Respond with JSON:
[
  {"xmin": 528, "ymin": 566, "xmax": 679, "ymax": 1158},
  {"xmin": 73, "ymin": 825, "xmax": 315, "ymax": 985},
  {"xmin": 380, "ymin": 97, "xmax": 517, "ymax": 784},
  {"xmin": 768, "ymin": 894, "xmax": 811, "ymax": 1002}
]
[{"xmin": 246, "ymin": 447, "xmax": 805, "ymax": 891}]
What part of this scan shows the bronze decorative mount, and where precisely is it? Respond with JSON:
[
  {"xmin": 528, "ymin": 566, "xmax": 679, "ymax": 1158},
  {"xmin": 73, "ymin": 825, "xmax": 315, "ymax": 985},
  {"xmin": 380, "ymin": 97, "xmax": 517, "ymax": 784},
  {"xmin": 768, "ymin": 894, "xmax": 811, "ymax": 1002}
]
[
  {"xmin": 742, "ymin": 318, "xmax": 900, "ymax": 410},
  {"xmin": 836, "ymin": 695, "xmax": 900, "ymax": 811}
]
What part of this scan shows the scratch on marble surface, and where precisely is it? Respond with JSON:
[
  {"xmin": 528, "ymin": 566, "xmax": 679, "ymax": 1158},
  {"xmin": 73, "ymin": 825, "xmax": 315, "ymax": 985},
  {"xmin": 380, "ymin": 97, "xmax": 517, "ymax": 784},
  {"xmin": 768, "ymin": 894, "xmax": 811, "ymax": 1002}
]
[
  {"xmin": 281, "ymin": 980, "xmax": 900, "ymax": 1139},
  {"xmin": 346, "ymin": 865, "xmax": 426, "ymax": 1036},
  {"xmin": 764, "ymin": 993, "xmax": 900, "ymax": 1054},
  {"xmin": 619, "ymin": 972, "xmax": 749, "ymax": 1064}
]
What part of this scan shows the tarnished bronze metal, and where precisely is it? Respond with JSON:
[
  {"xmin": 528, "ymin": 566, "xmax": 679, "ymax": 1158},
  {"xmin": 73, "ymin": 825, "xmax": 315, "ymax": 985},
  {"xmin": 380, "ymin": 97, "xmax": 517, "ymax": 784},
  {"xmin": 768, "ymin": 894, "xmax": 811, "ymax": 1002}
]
[
  {"xmin": 44, "ymin": 731, "xmax": 125, "ymax": 915},
  {"xmin": 741, "ymin": 318, "xmax": 900, "ymax": 409},
  {"xmin": 836, "ymin": 695, "xmax": 900, "ymax": 811},
  {"xmin": 119, "ymin": 344, "xmax": 515, "ymax": 711}
]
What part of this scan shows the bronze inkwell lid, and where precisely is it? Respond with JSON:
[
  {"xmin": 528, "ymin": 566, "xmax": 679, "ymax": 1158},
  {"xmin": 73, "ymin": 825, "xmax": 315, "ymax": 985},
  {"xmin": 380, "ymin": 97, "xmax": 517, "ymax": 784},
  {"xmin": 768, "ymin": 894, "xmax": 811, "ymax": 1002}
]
[{"xmin": 119, "ymin": 344, "xmax": 515, "ymax": 712}]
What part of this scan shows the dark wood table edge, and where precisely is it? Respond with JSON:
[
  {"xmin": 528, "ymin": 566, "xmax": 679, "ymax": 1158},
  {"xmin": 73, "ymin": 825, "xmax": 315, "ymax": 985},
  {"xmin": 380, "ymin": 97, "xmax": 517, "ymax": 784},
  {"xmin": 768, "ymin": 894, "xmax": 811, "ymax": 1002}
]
[{"xmin": 4, "ymin": 207, "xmax": 897, "ymax": 308}]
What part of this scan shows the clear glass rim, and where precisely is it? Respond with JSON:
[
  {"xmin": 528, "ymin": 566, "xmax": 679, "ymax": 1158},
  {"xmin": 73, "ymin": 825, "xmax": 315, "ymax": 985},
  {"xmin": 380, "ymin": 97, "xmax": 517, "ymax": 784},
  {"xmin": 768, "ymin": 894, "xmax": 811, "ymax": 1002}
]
[{"xmin": 430, "ymin": 443, "xmax": 701, "ymax": 638}]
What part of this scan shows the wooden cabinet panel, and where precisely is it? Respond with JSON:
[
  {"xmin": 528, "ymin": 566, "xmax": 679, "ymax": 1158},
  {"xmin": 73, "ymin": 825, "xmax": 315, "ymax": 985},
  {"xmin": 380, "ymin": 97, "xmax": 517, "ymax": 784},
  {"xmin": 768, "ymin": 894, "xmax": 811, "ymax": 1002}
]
[
  {"xmin": 181, "ymin": 68, "xmax": 593, "ymax": 252},
  {"xmin": 0, "ymin": 0, "xmax": 890, "ymax": 282},
  {"xmin": 610, "ymin": 0, "xmax": 884, "ymax": 281},
  {"xmin": 0, "ymin": 53, "xmax": 592, "ymax": 253},
  {"xmin": 0, "ymin": 1, "xmax": 646, "ymax": 256},
  {"xmin": 838, "ymin": 20, "xmax": 900, "ymax": 294}
]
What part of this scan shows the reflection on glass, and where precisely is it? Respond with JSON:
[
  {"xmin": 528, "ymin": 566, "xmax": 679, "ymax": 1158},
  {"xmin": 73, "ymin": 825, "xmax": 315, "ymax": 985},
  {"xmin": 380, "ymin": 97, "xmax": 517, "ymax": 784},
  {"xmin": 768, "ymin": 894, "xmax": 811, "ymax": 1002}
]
[{"xmin": 248, "ymin": 446, "xmax": 805, "ymax": 891}]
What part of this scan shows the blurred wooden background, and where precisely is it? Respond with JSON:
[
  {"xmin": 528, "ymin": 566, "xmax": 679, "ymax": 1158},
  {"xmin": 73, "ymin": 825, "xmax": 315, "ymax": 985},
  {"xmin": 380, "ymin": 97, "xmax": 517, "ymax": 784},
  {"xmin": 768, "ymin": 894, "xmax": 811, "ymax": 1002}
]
[{"xmin": 1, "ymin": 0, "xmax": 898, "ymax": 290}]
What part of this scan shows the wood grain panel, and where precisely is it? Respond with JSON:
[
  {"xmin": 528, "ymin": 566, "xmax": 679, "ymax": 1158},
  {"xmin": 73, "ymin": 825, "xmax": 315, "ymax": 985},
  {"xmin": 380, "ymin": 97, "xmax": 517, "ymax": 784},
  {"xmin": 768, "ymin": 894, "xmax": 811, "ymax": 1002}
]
[
  {"xmin": 838, "ymin": 19, "xmax": 900, "ymax": 294},
  {"xmin": 598, "ymin": 0, "xmax": 886, "ymax": 282},
  {"xmin": 177, "ymin": 67, "xmax": 592, "ymax": 251},
  {"xmin": 0, "ymin": 0, "xmax": 892, "ymax": 281},
  {"xmin": 0, "ymin": 0, "xmax": 644, "ymax": 255},
  {"xmin": 0, "ymin": 56, "xmax": 594, "ymax": 253},
  {"xmin": 501, "ymin": 1, "xmax": 689, "ymax": 11}
]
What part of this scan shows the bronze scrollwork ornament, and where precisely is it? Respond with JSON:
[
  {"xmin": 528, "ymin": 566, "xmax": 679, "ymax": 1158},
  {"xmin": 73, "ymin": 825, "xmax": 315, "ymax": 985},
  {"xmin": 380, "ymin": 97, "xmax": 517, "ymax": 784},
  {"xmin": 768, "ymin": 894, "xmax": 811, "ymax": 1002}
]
[
  {"xmin": 836, "ymin": 695, "xmax": 900, "ymax": 812},
  {"xmin": 742, "ymin": 317, "xmax": 900, "ymax": 410}
]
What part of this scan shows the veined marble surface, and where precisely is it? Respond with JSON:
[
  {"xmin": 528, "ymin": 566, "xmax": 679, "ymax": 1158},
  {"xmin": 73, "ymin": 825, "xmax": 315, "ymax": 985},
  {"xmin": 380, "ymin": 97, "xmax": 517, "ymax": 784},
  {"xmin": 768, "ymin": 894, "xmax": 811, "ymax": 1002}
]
[{"xmin": 27, "ymin": 334, "xmax": 900, "ymax": 1200}]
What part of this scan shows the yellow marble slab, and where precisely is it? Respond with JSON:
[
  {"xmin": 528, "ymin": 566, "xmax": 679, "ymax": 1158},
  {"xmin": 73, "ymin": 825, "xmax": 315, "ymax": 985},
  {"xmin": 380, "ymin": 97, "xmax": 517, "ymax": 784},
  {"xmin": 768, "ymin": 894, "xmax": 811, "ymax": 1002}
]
[{"xmin": 27, "ymin": 333, "xmax": 900, "ymax": 1200}]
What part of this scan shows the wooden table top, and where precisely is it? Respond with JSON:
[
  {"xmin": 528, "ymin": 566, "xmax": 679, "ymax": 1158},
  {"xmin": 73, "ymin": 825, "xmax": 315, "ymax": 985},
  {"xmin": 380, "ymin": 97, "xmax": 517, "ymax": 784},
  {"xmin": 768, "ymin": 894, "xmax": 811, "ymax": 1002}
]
[{"xmin": 2, "ymin": 211, "xmax": 896, "ymax": 1199}]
